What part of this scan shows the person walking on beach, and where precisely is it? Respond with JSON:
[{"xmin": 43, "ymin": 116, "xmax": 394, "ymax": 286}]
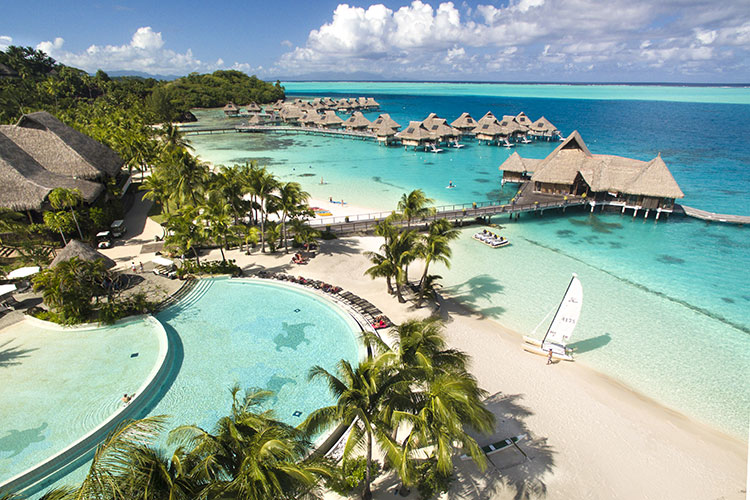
[{"xmin": 547, "ymin": 349, "xmax": 553, "ymax": 365}]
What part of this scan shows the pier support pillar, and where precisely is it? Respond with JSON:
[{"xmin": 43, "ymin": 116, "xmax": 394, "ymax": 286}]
[
  {"xmin": 621, "ymin": 206, "xmax": 626, "ymax": 214},
  {"xmin": 644, "ymin": 209, "xmax": 650, "ymax": 219},
  {"xmin": 656, "ymin": 209, "xmax": 661, "ymax": 220},
  {"xmin": 633, "ymin": 208, "xmax": 638, "ymax": 218},
  {"xmin": 590, "ymin": 203, "xmax": 595, "ymax": 213}
]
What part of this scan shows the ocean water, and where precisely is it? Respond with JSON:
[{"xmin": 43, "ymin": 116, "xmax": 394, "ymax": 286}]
[{"xmin": 186, "ymin": 83, "xmax": 750, "ymax": 439}]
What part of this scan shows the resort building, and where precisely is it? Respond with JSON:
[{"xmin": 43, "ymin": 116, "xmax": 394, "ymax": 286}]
[
  {"xmin": 373, "ymin": 124, "xmax": 399, "ymax": 145},
  {"xmin": 528, "ymin": 116, "xmax": 561, "ymax": 140},
  {"xmin": 343, "ymin": 111, "xmax": 372, "ymax": 131},
  {"xmin": 318, "ymin": 110, "xmax": 344, "ymax": 129},
  {"xmin": 451, "ymin": 112, "xmax": 477, "ymax": 136},
  {"xmin": 300, "ymin": 111, "xmax": 319, "ymax": 127},
  {"xmin": 364, "ymin": 97, "xmax": 380, "ymax": 109},
  {"xmin": 499, "ymin": 131, "xmax": 684, "ymax": 216},
  {"xmin": 395, "ymin": 121, "xmax": 433, "ymax": 149},
  {"xmin": 473, "ymin": 112, "xmax": 506, "ymax": 144},
  {"xmin": 244, "ymin": 102, "xmax": 261, "ymax": 114},
  {"xmin": 0, "ymin": 111, "xmax": 123, "ymax": 213},
  {"xmin": 500, "ymin": 115, "xmax": 527, "ymax": 140},
  {"xmin": 223, "ymin": 102, "xmax": 240, "ymax": 117},
  {"xmin": 514, "ymin": 112, "xmax": 533, "ymax": 131},
  {"xmin": 279, "ymin": 105, "xmax": 303, "ymax": 124},
  {"xmin": 368, "ymin": 114, "xmax": 401, "ymax": 133}
]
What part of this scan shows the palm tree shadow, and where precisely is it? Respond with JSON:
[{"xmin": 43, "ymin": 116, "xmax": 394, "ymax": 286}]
[
  {"xmin": 450, "ymin": 392, "xmax": 555, "ymax": 500},
  {"xmin": 441, "ymin": 274, "xmax": 506, "ymax": 318},
  {"xmin": 0, "ymin": 339, "xmax": 38, "ymax": 368},
  {"xmin": 316, "ymin": 236, "xmax": 363, "ymax": 257}
]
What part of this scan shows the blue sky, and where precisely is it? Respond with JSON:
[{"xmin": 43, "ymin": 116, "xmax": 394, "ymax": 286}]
[{"xmin": 2, "ymin": 0, "xmax": 749, "ymax": 82}]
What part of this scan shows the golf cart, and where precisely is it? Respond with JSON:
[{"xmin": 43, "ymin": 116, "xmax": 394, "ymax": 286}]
[
  {"xmin": 110, "ymin": 220, "xmax": 127, "ymax": 238},
  {"xmin": 96, "ymin": 231, "xmax": 113, "ymax": 249}
]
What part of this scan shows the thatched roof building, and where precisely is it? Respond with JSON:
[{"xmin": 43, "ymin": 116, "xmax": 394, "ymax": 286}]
[
  {"xmin": 476, "ymin": 111, "xmax": 500, "ymax": 128},
  {"xmin": 300, "ymin": 111, "xmax": 320, "ymax": 127},
  {"xmin": 373, "ymin": 124, "xmax": 398, "ymax": 144},
  {"xmin": 50, "ymin": 239, "xmax": 116, "ymax": 269},
  {"xmin": 514, "ymin": 112, "xmax": 532, "ymax": 131},
  {"xmin": 499, "ymin": 116, "xmax": 526, "ymax": 137},
  {"xmin": 421, "ymin": 113, "xmax": 459, "ymax": 142},
  {"xmin": 529, "ymin": 116, "xmax": 560, "ymax": 137},
  {"xmin": 223, "ymin": 103, "xmax": 240, "ymax": 116},
  {"xmin": 451, "ymin": 113, "xmax": 477, "ymax": 134},
  {"xmin": 365, "ymin": 97, "xmax": 380, "ymax": 109},
  {"xmin": 318, "ymin": 110, "xmax": 344, "ymax": 129},
  {"xmin": 500, "ymin": 131, "xmax": 684, "ymax": 210},
  {"xmin": 368, "ymin": 114, "xmax": 401, "ymax": 132},
  {"xmin": 473, "ymin": 113, "xmax": 506, "ymax": 143},
  {"xmin": 395, "ymin": 121, "xmax": 433, "ymax": 148},
  {"xmin": 343, "ymin": 111, "xmax": 372, "ymax": 131},
  {"xmin": 1, "ymin": 112, "xmax": 122, "ymax": 180},
  {"xmin": 244, "ymin": 102, "xmax": 261, "ymax": 113},
  {"xmin": 280, "ymin": 105, "xmax": 303, "ymax": 123},
  {"xmin": 497, "ymin": 152, "xmax": 539, "ymax": 184},
  {"xmin": 246, "ymin": 114, "xmax": 267, "ymax": 126},
  {"xmin": 0, "ymin": 132, "xmax": 104, "ymax": 211}
]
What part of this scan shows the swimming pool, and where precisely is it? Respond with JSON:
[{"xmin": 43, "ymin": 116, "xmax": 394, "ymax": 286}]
[
  {"xmin": 0, "ymin": 317, "xmax": 162, "ymax": 486},
  {"xmin": 149, "ymin": 277, "xmax": 362, "ymax": 432}
]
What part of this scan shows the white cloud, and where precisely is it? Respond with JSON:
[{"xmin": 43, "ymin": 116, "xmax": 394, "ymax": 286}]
[
  {"xmin": 275, "ymin": 0, "xmax": 750, "ymax": 79},
  {"xmin": 0, "ymin": 35, "xmax": 12, "ymax": 51},
  {"xmin": 35, "ymin": 27, "xmax": 254, "ymax": 75}
]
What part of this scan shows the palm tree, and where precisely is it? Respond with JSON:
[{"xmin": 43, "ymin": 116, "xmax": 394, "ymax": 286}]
[
  {"xmin": 165, "ymin": 206, "xmax": 205, "ymax": 265},
  {"xmin": 416, "ymin": 218, "xmax": 460, "ymax": 305},
  {"xmin": 245, "ymin": 167, "xmax": 279, "ymax": 253},
  {"xmin": 288, "ymin": 218, "xmax": 320, "ymax": 251},
  {"xmin": 396, "ymin": 189, "xmax": 435, "ymax": 229},
  {"xmin": 159, "ymin": 123, "xmax": 193, "ymax": 153},
  {"xmin": 139, "ymin": 168, "xmax": 172, "ymax": 215},
  {"xmin": 203, "ymin": 200, "xmax": 233, "ymax": 263},
  {"xmin": 302, "ymin": 360, "xmax": 403, "ymax": 500},
  {"xmin": 211, "ymin": 165, "xmax": 250, "ymax": 224},
  {"xmin": 169, "ymin": 387, "xmax": 329, "ymax": 500},
  {"xmin": 273, "ymin": 182, "xmax": 310, "ymax": 253},
  {"xmin": 364, "ymin": 219, "xmax": 400, "ymax": 295},
  {"xmin": 171, "ymin": 150, "xmax": 208, "ymax": 207},
  {"xmin": 48, "ymin": 188, "xmax": 84, "ymax": 240},
  {"xmin": 389, "ymin": 230, "xmax": 419, "ymax": 303},
  {"xmin": 43, "ymin": 210, "xmax": 69, "ymax": 245}
]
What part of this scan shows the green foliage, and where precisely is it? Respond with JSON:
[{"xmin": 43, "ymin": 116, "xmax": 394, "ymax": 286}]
[
  {"xmin": 166, "ymin": 70, "xmax": 284, "ymax": 109},
  {"xmin": 415, "ymin": 458, "xmax": 453, "ymax": 500},
  {"xmin": 176, "ymin": 259, "xmax": 241, "ymax": 278},
  {"xmin": 326, "ymin": 457, "xmax": 382, "ymax": 496}
]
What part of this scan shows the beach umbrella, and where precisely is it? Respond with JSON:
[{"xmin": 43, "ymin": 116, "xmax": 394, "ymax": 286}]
[
  {"xmin": 7, "ymin": 266, "xmax": 40, "ymax": 279},
  {"xmin": 0, "ymin": 283, "xmax": 17, "ymax": 298}
]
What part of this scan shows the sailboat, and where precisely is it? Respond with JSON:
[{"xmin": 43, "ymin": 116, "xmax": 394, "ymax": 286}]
[{"xmin": 523, "ymin": 274, "xmax": 582, "ymax": 361}]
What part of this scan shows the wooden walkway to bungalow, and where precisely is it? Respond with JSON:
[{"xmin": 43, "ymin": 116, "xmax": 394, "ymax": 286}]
[
  {"xmin": 677, "ymin": 205, "xmax": 750, "ymax": 225},
  {"xmin": 308, "ymin": 198, "xmax": 587, "ymax": 234},
  {"xmin": 181, "ymin": 124, "xmax": 378, "ymax": 141}
]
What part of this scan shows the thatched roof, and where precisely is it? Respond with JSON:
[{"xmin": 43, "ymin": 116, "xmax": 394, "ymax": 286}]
[
  {"xmin": 319, "ymin": 110, "xmax": 343, "ymax": 127},
  {"xmin": 476, "ymin": 111, "xmax": 499, "ymax": 128},
  {"xmin": 50, "ymin": 239, "xmax": 116, "ymax": 269},
  {"xmin": 373, "ymin": 124, "xmax": 398, "ymax": 138},
  {"xmin": 395, "ymin": 121, "xmax": 433, "ymax": 142},
  {"xmin": 514, "ymin": 112, "xmax": 532, "ymax": 130},
  {"xmin": 365, "ymin": 97, "xmax": 380, "ymax": 107},
  {"xmin": 421, "ymin": 114, "xmax": 458, "ymax": 139},
  {"xmin": 369, "ymin": 114, "xmax": 400, "ymax": 131},
  {"xmin": 223, "ymin": 102, "xmax": 239, "ymax": 111},
  {"xmin": 0, "ymin": 131, "xmax": 103, "ymax": 211},
  {"xmin": 473, "ymin": 119, "xmax": 505, "ymax": 137},
  {"xmin": 530, "ymin": 131, "xmax": 684, "ymax": 198},
  {"xmin": 10, "ymin": 112, "xmax": 122, "ymax": 178},
  {"xmin": 244, "ymin": 102, "xmax": 261, "ymax": 112},
  {"xmin": 343, "ymin": 111, "xmax": 372, "ymax": 129},
  {"xmin": 280, "ymin": 105, "xmax": 303, "ymax": 120},
  {"xmin": 0, "ymin": 63, "xmax": 18, "ymax": 78},
  {"xmin": 498, "ymin": 152, "xmax": 541, "ymax": 173},
  {"xmin": 529, "ymin": 116, "xmax": 559, "ymax": 134},
  {"xmin": 451, "ymin": 112, "xmax": 476, "ymax": 130},
  {"xmin": 246, "ymin": 114, "xmax": 266, "ymax": 125},
  {"xmin": 499, "ymin": 116, "xmax": 525, "ymax": 135},
  {"xmin": 300, "ymin": 111, "xmax": 320, "ymax": 125}
]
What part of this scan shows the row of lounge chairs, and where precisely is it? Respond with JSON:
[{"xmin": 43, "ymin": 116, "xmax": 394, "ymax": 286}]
[
  {"xmin": 255, "ymin": 271, "xmax": 392, "ymax": 330},
  {"xmin": 472, "ymin": 230, "xmax": 510, "ymax": 248}
]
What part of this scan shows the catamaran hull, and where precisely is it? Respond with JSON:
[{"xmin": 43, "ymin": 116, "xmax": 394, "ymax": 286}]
[{"xmin": 522, "ymin": 338, "xmax": 574, "ymax": 361}]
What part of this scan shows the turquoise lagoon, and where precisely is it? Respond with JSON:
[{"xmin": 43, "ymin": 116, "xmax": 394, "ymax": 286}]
[{"xmin": 186, "ymin": 82, "xmax": 750, "ymax": 439}]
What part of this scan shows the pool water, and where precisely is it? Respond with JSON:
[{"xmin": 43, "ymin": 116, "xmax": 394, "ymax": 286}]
[
  {"xmin": 0, "ymin": 317, "xmax": 161, "ymax": 485},
  {"xmin": 149, "ymin": 277, "xmax": 361, "ymax": 433}
]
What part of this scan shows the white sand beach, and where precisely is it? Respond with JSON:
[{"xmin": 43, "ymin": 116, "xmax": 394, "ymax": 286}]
[{"xmin": 99, "ymin": 193, "xmax": 748, "ymax": 499}]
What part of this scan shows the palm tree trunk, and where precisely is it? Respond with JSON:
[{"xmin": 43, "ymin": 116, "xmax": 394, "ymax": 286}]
[
  {"xmin": 219, "ymin": 241, "xmax": 226, "ymax": 263},
  {"xmin": 395, "ymin": 280, "xmax": 405, "ymax": 303},
  {"xmin": 282, "ymin": 215, "xmax": 288, "ymax": 254},
  {"xmin": 416, "ymin": 258, "xmax": 432, "ymax": 306},
  {"xmin": 58, "ymin": 228, "xmax": 67, "ymax": 245},
  {"xmin": 385, "ymin": 275, "xmax": 394, "ymax": 294},
  {"xmin": 260, "ymin": 205, "xmax": 266, "ymax": 253},
  {"xmin": 194, "ymin": 247, "xmax": 200, "ymax": 266},
  {"xmin": 70, "ymin": 208, "xmax": 84, "ymax": 240},
  {"xmin": 363, "ymin": 431, "xmax": 373, "ymax": 500}
]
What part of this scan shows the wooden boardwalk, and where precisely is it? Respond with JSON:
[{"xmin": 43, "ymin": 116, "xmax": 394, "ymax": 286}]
[
  {"xmin": 308, "ymin": 198, "xmax": 587, "ymax": 234},
  {"xmin": 678, "ymin": 205, "xmax": 749, "ymax": 225},
  {"xmin": 182, "ymin": 124, "xmax": 378, "ymax": 141}
]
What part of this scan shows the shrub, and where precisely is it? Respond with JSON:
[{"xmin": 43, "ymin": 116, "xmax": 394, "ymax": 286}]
[
  {"xmin": 325, "ymin": 457, "xmax": 381, "ymax": 496},
  {"xmin": 176, "ymin": 259, "xmax": 241, "ymax": 278},
  {"xmin": 415, "ymin": 458, "xmax": 453, "ymax": 499}
]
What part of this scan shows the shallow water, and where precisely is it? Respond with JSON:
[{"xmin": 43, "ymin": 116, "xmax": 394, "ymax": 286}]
[{"xmin": 186, "ymin": 84, "xmax": 750, "ymax": 439}]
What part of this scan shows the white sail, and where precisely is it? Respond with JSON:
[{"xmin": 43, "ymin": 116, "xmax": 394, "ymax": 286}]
[{"xmin": 542, "ymin": 274, "xmax": 582, "ymax": 354}]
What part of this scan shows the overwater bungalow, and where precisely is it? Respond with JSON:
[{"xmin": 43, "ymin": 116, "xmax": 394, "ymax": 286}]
[
  {"xmin": 279, "ymin": 105, "xmax": 303, "ymax": 124},
  {"xmin": 373, "ymin": 124, "xmax": 399, "ymax": 145},
  {"xmin": 245, "ymin": 113, "xmax": 267, "ymax": 126},
  {"xmin": 318, "ymin": 110, "xmax": 344, "ymax": 129},
  {"xmin": 498, "ymin": 152, "xmax": 534, "ymax": 185},
  {"xmin": 514, "ymin": 112, "xmax": 532, "ymax": 131},
  {"xmin": 356, "ymin": 97, "xmax": 368, "ymax": 108},
  {"xmin": 500, "ymin": 116, "xmax": 526, "ymax": 140},
  {"xmin": 368, "ymin": 114, "xmax": 401, "ymax": 132},
  {"xmin": 421, "ymin": 113, "xmax": 459, "ymax": 144},
  {"xmin": 0, "ymin": 111, "xmax": 123, "ymax": 214},
  {"xmin": 300, "ymin": 111, "xmax": 319, "ymax": 127},
  {"xmin": 451, "ymin": 112, "xmax": 477, "ymax": 136},
  {"xmin": 223, "ymin": 102, "xmax": 240, "ymax": 117},
  {"xmin": 244, "ymin": 102, "xmax": 261, "ymax": 114},
  {"xmin": 343, "ymin": 111, "xmax": 372, "ymax": 131},
  {"xmin": 528, "ymin": 116, "xmax": 561, "ymax": 140},
  {"xmin": 474, "ymin": 113, "xmax": 506, "ymax": 144},
  {"xmin": 365, "ymin": 97, "xmax": 380, "ymax": 109},
  {"xmin": 395, "ymin": 121, "xmax": 433, "ymax": 149},
  {"xmin": 499, "ymin": 131, "xmax": 684, "ymax": 217},
  {"xmin": 476, "ymin": 111, "xmax": 500, "ymax": 128}
]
